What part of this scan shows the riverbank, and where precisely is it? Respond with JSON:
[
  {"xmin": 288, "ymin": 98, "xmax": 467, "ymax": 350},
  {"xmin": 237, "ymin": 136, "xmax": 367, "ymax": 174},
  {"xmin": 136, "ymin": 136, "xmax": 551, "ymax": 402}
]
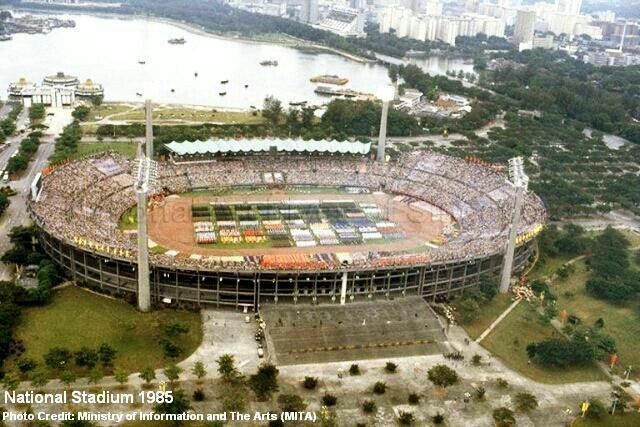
[{"xmin": 6, "ymin": 5, "xmax": 377, "ymax": 64}]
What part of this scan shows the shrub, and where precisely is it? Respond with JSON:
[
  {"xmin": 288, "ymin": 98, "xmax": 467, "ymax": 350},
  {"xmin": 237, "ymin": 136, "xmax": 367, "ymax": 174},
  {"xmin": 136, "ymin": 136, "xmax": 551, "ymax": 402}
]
[
  {"xmin": 584, "ymin": 399, "xmax": 606, "ymax": 419},
  {"xmin": 362, "ymin": 400, "xmax": 377, "ymax": 413},
  {"xmin": 492, "ymin": 407, "xmax": 516, "ymax": 426},
  {"xmin": 408, "ymin": 393, "xmax": 420, "ymax": 404},
  {"xmin": 349, "ymin": 364, "xmax": 361, "ymax": 375},
  {"xmin": 373, "ymin": 381, "xmax": 386, "ymax": 394},
  {"xmin": 427, "ymin": 365, "xmax": 458, "ymax": 387},
  {"xmin": 432, "ymin": 413, "xmax": 445, "ymax": 424},
  {"xmin": 513, "ymin": 392, "xmax": 538, "ymax": 412},
  {"xmin": 277, "ymin": 393, "xmax": 307, "ymax": 412},
  {"xmin": 398, "ymin": 411, "xmax": 415, "ymax": 425},
  {"xmin": 193, "ymin": 389, "xmax": 205, "ymax": 401},
  {"xmin": 17, "ymin": 358, "xmax": 37, "ymax": 373},
  {"xmin": 471, "ymin": 354, "xmax": 482, "ymax": 366},
  {"xmin": 321, "ymin": 394, "xmax": 337, "ymax": 407},
  {"xmin": 496, "ymin": 378, "xmax": 509, "ymax": 388},
  {"xmin": 385, "ymin": 362, "xmax": 398, "ymax": 373},
  {"xmin": 302, "ymin": 376, "xmax": 318, "ymax": 390},
  {"xmin": 475, "ymin": 386, "xmax": 486, "ymax": 400}
]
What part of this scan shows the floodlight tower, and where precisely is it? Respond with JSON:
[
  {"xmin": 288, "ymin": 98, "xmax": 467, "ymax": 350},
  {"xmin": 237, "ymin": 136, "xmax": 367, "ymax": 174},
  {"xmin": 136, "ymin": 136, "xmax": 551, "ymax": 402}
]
[
  {"xmin": 134, "ymin": 156, "xmax": 157, "ymax": 312},
  {"xmin": 134, "ymin": 102, "xmax": 157, "ymax": 312},
  {"xmin": 145, "ymin": 99, "xmax": 153, "ymax": 158},
  {"xmin": 376, "ymin": 84, "xmax": 396, "ymax": 163},
  {"xmin": 499, "ymin": 157, "xmax": 529, "ymax": 293}
]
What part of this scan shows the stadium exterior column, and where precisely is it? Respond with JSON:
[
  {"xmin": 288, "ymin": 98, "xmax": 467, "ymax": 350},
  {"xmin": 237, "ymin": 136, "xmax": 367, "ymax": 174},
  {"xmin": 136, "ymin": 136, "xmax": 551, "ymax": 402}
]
[
  {"xmin": 145, "ymin": 99, "xmax": 153, "ymax": 159},
  {"xmin": 376, "ymin": 100, "xmax": 389, "ymax": 163},
  {"xmin": 137, "ymin": 190, "xmax": 151, "ymax": 312},
  {"xmin": 340, "ymin": 271, "xmax": 348, "ymax": 305},
  {"xmin": 499, "ymin": 185, "xmax": 525, "ymax": 293}
]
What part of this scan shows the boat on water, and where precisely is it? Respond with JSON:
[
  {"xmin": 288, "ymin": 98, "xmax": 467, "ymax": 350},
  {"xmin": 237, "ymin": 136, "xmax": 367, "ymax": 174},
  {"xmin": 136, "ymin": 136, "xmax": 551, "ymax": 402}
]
[
  {"xmin": 244, "ymin": 84, "xmax": 249, "ymax": 88},
  {"xmin": 310, "ymin": 75, "xmax": 349, "ymax": 85},
  {"xmin": 138, "ymin": 60, "xmax": 146, "ymax": 65},
  {"xmin": 259, "ymin": 60, "xmax": 278, "ymax": 66},
  {"xmin": 289, "ymin": 101, "xmax": 308, "ymax": 107},
  {"xmin": 136, "ymin": 92, "xmax": 143, "ymax": 97},
  {"xmin": 171, "ymin": 89, "xmax": 175, "ymax": 93},
  {"xmin": 219, "ymin": 92, "xmax": 227, "ymax": 96},
  {"xmin": 168, "ymin": 37, "xmax": 186, "ymax": 44},
  {"xmin": 314, "ymin": 85, "xmax": 375, "ymax": 101},
  {"xmin": 0, "ymin": 34, "xmax": 12, "ymax": 42},
  {"xmin": 194, "ymin": 72, "xmax": 198, "ymax": 77},
  {"xmin": 221, "ymin": 80, "xmax": 229, "ymax": 84}
]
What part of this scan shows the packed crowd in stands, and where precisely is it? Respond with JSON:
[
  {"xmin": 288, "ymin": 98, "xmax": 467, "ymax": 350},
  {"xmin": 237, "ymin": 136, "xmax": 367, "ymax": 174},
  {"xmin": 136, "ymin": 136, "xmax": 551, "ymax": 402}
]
[{"xmin": 30, "ymin": 151, "xmax": 546, "ymax": 272}]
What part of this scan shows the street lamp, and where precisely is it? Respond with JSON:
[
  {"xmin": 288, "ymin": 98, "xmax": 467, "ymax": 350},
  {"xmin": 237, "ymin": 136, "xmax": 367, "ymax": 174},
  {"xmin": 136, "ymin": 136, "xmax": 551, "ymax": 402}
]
[
  {"xmin": 376, "ymin": 84, "xmax": 396, "ymax": 164},
  {"xmin": 499, "ymin": 156, "xmax": 529, "ymax": 293}
]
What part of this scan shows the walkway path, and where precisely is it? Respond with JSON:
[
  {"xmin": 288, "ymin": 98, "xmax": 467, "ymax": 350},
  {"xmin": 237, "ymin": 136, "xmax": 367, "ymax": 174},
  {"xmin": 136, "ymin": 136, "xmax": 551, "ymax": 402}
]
[{"xmin": 475, "ymin": 299, "xmax": 520, "ymax": 343}]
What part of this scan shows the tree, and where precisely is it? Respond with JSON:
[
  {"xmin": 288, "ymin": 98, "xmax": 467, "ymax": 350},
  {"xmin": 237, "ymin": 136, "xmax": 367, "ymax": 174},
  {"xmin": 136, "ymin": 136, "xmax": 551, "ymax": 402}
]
[
  {"xmin": 384, "ymin": 361, "xmax": 398, "ymax": 373},
  {"xmin": 249, "ymin": 363, "xmax": 279, "ymax": 400},
  {"xmin": 219, "ymin": 384, "xmax": 248, "ymax": 413},
  {"xmin": 59, "ymin": 370, "xmax": 76, "ymax": 387},
  {"xmin": 362, "ymin": 400, "xmax": 376, "ymax": 413},
  {"xmin": 349, "ymin": 364, "xmax": 360, "ymax": 375},
  {"xmin": 526, "ymin": 338, "xmax": 595, "ymax": 368},
  {"xmin": 97, "ymin": 343, "xmax": 117, "ymax": 367},
  {"xmin": 29, "ymin": 104, "xmax": 46, "ymax": 122},
  {"xmin": 88, "ymin": 367, "xmax": 104, "ymax": 385},
  {"xmin": 1, "ymin": 370, "xmax": 20, "ymax": 391},
  {"xmin": 457, "ymin": 298, "xmax": 480, "ymax": 324},
  {"xmin": 321, "ymin": 394, "xmax": 337, "ymax": 407},
  {"xmin": 192, "ymin": 389, "xmax": 205, "ymax": 401},
  {"xmin": 373, "ymin": 381, "xmax": 386, "ymax": 394},
  {"xmin": 216, "ymin": 353, "xmax": 242, "ymax": 382},
  {"xmin": 398, "ymin": 411, "xmax": 415, "ymax": 426},
  {"xmin": 191, "ymin": 361, "xmax": 207, "ymax": 381},
  {"xmin": 44, "ymin": 347, "xmax": 72, "ymax": 370},
  {"xmin": 139, "ymin": 366, "xmax": 156, "ymax": 385},
  {"xmin": 277, "ymin": 393, "xmax": 306, "ymax": 412},
  {"xmin": 513, "ymin": 392, "xmax": 538, "ymax": 412},
  {"xmin": 492, "ymin": 407, "xmax": 516, "ymax": 427},
  {"xmin": 303, "ymin": 376, "xmax": 318, "ymax": 390},
  {"xmin": 0, "ymin": 193, "xmax": 10, "ymax": 216},
  {"xmin": 154, "ymin": 389, "xmax": 191, "ymax": 415},
  {"xmin": 71, "ymin": 105, "xmax": 91, "ymax": 121},
  {"xmin": 164, "ymin": 364, "xmax": 182, "ymax": 384},
  {"xmin": 427, "ymin": 365, "xmax": 458, "ymax": 387},
  {"xmin": 74, "ymin": 347, "xmax": 99, "ymax": 369},
  {"xmin": 262, "ymin": 96, "xmax": 283, "ymax": 126},
  {"xmin": 408, "ymin": 393, "xmax": 420, "ymax": 404},
  {"xmin": 479, "ymin": 273, "xmax": 498, "ymax": 301},
  {"xmin": 30, "ymin": 368, "xmax": 49, "ymax": 389},
  {"xmin": 114, "ymin": 368, "xmax": 130, "ymax": 386}
]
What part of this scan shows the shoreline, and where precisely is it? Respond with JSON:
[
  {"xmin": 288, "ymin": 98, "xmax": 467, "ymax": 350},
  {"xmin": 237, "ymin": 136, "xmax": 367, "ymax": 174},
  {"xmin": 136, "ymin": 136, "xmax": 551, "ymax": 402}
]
[{"xmin": 6, "ymin": 6, "xmax": 377, "ymax": 64}]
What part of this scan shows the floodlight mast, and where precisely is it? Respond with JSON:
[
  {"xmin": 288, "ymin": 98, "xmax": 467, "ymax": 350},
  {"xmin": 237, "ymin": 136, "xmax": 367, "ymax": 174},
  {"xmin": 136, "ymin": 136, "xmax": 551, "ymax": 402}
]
[
  {"xmin": 135, "ymin": 101, "xmax": 157, "ymax": 312},
  {"xmin": 499, "ymin": 157, "xmax": 529, "ymax": 294}
]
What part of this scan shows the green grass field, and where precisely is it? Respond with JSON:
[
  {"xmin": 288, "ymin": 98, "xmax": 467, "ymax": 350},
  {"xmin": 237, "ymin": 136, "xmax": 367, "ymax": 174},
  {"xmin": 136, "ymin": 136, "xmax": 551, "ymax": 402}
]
[
  {"xmin": 550, "ymin": 259, "xmax": 640, "ymax": 371},
  {"xmin": 457, "ymin": 293, "xmax": 514, "ymax": 340},
  {"xmin": 76, "ymin": 142, "xmax": 138, "ymax": 158},
  {"xmin": 573, "ymin": 413, "xmax": 640, "ymax": 427},
  {"xmin": 11, "ymin": 286, "xmax": 202, "ymax": 376},
  {"xmin": 480, "ymin": 301, "xmax": 607, "ymax": 383}
]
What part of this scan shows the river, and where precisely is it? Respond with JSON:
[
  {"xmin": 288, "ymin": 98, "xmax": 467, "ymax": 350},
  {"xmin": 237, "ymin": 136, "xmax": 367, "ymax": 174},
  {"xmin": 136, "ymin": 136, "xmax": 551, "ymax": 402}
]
[{"xmin": 0, "ymin": 13, "xmax": 475, "ymax": 108}]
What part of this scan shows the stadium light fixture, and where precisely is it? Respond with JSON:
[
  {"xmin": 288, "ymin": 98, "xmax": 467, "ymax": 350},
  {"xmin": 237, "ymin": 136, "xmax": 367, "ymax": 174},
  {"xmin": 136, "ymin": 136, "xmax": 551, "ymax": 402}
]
[
  {"xmin": 499, "ymin": 156, "xmax": 529, "ymax": 294},
  {"xmin": 133, "ymin": 157, "xmax": 158, "ymax": 193}
]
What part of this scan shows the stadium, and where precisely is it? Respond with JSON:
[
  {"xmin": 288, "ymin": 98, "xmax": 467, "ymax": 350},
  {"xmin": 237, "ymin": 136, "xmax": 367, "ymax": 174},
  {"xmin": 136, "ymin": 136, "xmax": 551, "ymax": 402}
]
[{"xmin": 29, "ymin": 139, "xmax": 545, "ymax": 311}]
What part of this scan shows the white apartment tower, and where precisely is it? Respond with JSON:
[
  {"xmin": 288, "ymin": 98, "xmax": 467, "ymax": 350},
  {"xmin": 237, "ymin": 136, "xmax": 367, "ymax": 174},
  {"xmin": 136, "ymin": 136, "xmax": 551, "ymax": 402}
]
[
  {"xmin": 301, "ymin": 0, "xmax": 319, "ymax": 24},
  {"xmin": 514, "ymin": 10, "xmax": 536, "ymax": 48}
]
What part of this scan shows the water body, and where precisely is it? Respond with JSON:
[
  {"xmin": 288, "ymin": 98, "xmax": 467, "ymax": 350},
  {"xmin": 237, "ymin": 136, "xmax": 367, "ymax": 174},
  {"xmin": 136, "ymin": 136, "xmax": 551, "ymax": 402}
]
[{"xmin": 0, "ymin": 13, "xmax": 473, "ymax": 108}]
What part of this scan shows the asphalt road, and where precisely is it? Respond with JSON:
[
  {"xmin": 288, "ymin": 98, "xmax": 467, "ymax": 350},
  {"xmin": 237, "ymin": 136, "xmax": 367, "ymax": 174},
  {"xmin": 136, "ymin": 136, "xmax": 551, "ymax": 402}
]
[{"xmin": 0, "ymin": 107, "xmax": 71, "ymax": 281}]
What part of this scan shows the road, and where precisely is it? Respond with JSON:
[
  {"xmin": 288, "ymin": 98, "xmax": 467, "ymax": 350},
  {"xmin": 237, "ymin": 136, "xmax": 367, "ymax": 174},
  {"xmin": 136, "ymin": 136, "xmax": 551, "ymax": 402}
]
[{"xmin": 0, "ymin": 107, "xmax": 72, "ymax": 281}]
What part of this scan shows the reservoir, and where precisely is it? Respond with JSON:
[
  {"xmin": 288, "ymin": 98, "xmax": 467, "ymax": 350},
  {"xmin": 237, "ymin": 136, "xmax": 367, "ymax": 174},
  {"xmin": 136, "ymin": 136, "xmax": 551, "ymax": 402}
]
[{"xmin": 0, "ymin": 13, "xmax": 474, "ymax": 108}]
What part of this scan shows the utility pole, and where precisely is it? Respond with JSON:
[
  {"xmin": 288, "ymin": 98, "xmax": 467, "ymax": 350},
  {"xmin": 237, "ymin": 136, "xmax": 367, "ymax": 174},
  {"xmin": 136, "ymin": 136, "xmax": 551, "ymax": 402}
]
[{"xmin": 145, "ymin": 99, "xmax": 153, "ymax": 159}]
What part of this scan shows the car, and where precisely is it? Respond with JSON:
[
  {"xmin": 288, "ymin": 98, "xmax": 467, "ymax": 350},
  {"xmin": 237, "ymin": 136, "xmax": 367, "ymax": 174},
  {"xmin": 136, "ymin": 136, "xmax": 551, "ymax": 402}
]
[{"xmin": 257, "ymin": 348, "xmax": 264, "ymax": 358}]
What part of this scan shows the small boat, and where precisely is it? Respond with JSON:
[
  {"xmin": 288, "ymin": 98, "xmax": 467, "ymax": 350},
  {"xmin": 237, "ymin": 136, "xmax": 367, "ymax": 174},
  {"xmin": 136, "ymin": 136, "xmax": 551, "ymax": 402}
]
[
  {"xmin": 219, "ymin": 92, "xmax": 227, "ymax": 96},
  {"xmin": 136, "ymin": 92, "xmax": 142, "ymax": 97},
  {"xmin": 259, "ymin": 60, "xmax": 278, "ymax": 66},
  {"xmin": 250, "ymin": 105, "xmax": 256, "ymax": 109},
  {"xmin": 221, "ymin": 80, "xmax": 229, "ymax": 84},
  {"xmin": 194, "ymin": 72, "xmax": 198, "ymax": 77},
  {"xmin": 171, "ymin": 88, "xmax": 175, "ymax": 93},
  {"xmin": 244, "ymin": 84, "xmax": 249, "ymax": 88},
  {"xmin": 138, "ymin": 60, "xmax": 146, "ymax": 65},
  {"xmin": 168, "ymin": 37, "xmax": 186, "ymax": 44}
]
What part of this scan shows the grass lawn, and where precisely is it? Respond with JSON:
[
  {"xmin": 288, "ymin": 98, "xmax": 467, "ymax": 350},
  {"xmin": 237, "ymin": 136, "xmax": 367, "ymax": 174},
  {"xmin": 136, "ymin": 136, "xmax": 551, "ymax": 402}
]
[
  {"xmin": 573, "ymin": 413, "xmax": 640, "ymax": 427},
  {"xmin": 87, "ymin": 103, "xmax": 136, "ymax": 122},
  {"xmin": 457, "ymin": 293, "xmax": 514, "ymax": 340},
  {"xmin": 481, "ymin": 301, "xmax": 607, "ymax": 384},
  {"xmin": 11, "ymin": 286, "xmax": 202, "ymax": 377},
  {"xmin": 550, "ymin": 259, "xmax": 640, "ymax": 372},
  {"xmin": 76, "ymin": 142, "xmax": 138, "ymax": 158}
]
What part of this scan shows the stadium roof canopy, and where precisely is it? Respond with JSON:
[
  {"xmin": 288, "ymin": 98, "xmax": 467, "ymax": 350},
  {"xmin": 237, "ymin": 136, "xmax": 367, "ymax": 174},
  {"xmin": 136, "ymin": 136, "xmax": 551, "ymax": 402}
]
[{"xmin": 164, "ymin": 138, "xmax": 372, "ymax": 156}]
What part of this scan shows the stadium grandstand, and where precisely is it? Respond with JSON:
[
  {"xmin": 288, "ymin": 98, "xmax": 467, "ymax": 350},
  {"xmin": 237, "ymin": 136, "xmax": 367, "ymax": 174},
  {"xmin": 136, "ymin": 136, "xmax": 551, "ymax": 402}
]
[
  {"xmin": 29, "ymin": 142, "xmax": 545, "ymax": 310},
  {"xmin": 314, "ymin": 6, "xmax": 365, "ymax": 37}
]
